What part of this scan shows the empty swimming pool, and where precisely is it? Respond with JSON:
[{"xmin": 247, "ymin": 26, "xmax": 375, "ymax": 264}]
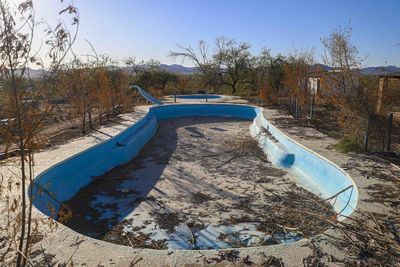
[{"xmin": 30, "ymin": 103, "xmax": 358, "ymax": 250}]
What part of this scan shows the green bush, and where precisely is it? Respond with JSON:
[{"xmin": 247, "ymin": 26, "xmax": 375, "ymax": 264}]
[{"xmin": 335, "ymin": 135, "xmax": 362, "ymax": 153}]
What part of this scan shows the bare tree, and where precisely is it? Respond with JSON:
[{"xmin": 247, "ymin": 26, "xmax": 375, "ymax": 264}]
[
  {"xmin": 58, "ymin": 58, "xmax": 93, "ymax": 133},
  {"xmin": 124, "ymin": 56, "xmax": 144, "ymax": 76},
  {"xmin": 247, "ymin": 49, "xmax": 286, "ymax": 104},
  {"xmin": 169, "ymin": 40, "xmax": 222, "ymax": 93},
  {"xmin": 283, "ymin": 48, "xmax": 314, "ymax": 118},
  {"xmin": 214, "ymin": 37, "xmax": 252, "ymax": 94},
  {"xmin": 321, "ymin": 25, "xmax": 378, "ymax": 150},
  {"xmin": 321, "ymin": 25, "xmax": 361, "ymax": 96},
  {"xmin": 0, "ymin": 1, "xmax": 78, "ymax": 265}
]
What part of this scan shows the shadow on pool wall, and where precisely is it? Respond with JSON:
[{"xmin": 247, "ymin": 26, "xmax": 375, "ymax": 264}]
[{"xmin": 31, "ymin": 103, "xmax": 358, "ymax": 224}]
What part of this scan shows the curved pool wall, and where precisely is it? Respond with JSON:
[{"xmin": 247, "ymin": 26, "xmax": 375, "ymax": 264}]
[
  {"xmin": 31, "ymin": 103, "xmax": 358, "ymax": 222},
  {"xmin": 250, "ymin": 113, "xmax": 358, "ymax": 218},
  {"xmin": 176, "ymin": 94, "xmax": 222, "ymax": 100}
]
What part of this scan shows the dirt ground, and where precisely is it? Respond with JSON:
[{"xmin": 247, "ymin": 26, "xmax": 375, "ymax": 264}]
[
  {"xmin": 64, "ymin": 117, "xmax": 333, "ymax": 250},
  {"xmin": 0, "ymin": 104, "xmax": 137, "ymax": 159}
]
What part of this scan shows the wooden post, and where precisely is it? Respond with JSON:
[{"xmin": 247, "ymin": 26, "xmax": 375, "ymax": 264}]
[
  {"xmin": 385, "ymin": 113, "xmax": 393, "ymax": 152},
  {"xmin": 377, "ymin": 77, "xmax": 388, "ymax": 113},
  {"xmin": 310, "ymin": 95, "xmax": 315, "ymax": 120},
  {"xmin": 364, "ymin": 114, "xmax": 371, "ymax": 151}
]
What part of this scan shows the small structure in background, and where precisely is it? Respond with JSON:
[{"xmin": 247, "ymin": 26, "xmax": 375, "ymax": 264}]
[
  {"xmin": 304, "ymin": 69, "xmax": 400, "ymax": 153},
  {"xmin": 376, "ymin": 73, "xmax": 400, "ymax": 153},
  {"xmin": 376, "ymin": 73, "xmax": 400, "ymax": 113},
  {"xmin": 307, "ymin": 75, "xmax": 320, "ymax": 119}
]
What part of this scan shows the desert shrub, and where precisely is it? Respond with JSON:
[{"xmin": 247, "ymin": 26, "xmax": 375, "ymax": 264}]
[{"xmin": 335, "ymin": 135, "xmax": 362, "ymax": 153}]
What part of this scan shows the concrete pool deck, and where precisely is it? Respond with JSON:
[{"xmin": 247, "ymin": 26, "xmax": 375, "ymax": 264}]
[{"xmin": 1, "ymin": 105, "xmax": 399, "ymax": 266}]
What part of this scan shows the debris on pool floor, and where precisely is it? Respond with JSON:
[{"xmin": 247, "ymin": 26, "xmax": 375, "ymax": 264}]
[{"xmin": 64, "ymin": 117, "xmax": 334, "ymax": 249}]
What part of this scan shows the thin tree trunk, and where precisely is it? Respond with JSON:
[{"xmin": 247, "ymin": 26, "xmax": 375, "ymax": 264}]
[
  {"xmin": 290, "ymin": 96, "xmax": 293, "ymax": 116},
  {"xmin": 88, "ymin": 105, "xmax": 93, "ymax": 129},
  {"xmin": 82, "ymin": 106, "xmax": 86, "ymax": 134},
  {"xmin": 364, "ymin": 114, "xmax": 371, "ymax": 151},
  {"xmin": 9, "ymin": 64, "xmax": 26, "ymax": 267},
  {"xmin": 23, "ymin": 150, "xmax": 34, "ymax": 266}
]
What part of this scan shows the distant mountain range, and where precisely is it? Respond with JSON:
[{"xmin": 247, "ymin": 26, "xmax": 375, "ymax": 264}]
[
  {"xmin": 157, "ymin": 64, "xmax": 400, "ymax": 76},
  {"xmin": 120, "ymin": 64, "xmax": 198, "ymax": 76},
  {"xmin": 14, "ymin": 68, "xmax": 45, "ymax": 78},
  {"xmin": 158, "ymin": 64, "xmax": 198, "ymax": 75},
  {"xmin": 18, "ymin": 64, "xmax": 400, "ymax": 78},
  {"xmin": 311, "ymin": 64, "xmax": 400, "ymax": 75},
  {"xmin": 360, "ymin": 65, "xmax": 400, "ymax": 75},
  {"xmin": 121, "ymin": 64, "xmax": 400, "ymax": 76}
]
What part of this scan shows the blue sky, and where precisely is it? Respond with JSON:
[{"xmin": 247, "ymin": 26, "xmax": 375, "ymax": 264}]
[{"xmin": 32, "ymin": 0, "xmax": 400, "ymax": 67}]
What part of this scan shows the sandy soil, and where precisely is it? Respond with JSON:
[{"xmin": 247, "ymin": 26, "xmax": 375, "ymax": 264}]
[{"xmin": 0, "ymin": 109, "xmax": 136, "ymax": 160}]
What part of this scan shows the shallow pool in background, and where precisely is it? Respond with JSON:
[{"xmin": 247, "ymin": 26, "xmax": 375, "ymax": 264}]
[{"xmin": 176, "ymin": 94, "xmax": 222, "ymax": 100}]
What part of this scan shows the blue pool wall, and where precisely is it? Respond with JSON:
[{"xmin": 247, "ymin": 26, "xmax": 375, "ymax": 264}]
[
  {"xmin": 31, "ymin": 103, "xmax": 357, "ymax": 221},
  {"xmin": 250, "ymin": 113, "xmax": 358, "ymax": 218}
]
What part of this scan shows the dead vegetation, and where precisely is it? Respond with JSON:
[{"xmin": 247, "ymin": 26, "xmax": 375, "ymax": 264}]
[
  {"xmin": 202, "ymin": 250, "xmax": 284, "ymax": 266},
  {"xmin": 223, "ymin": 184, "xmax": 336, "ymax": 243},
  {"xmin": 204, "ymin": 135, "xmax": 269, "ymax": 169},
  {"xmin": 0, "ymin": 1, "xmax": 79, "ymax": 266},
  {"xmin": 292, "ymin": 155, "xmax": 400, "ymax": 266},
  {"xmin": 204, "ymin": 250, "xmax": 241, "ymax": 264},
  {"xmin": 323, "ymin": 165, "xmax": 400, "ymax": 265},
  {"xmin": 151, "ymin": 211, "xmax": 184, "ymax": 234},
  {"xmin": 57, "ymin": 117, "xmax": 337, "ymax": 252},
  {"xmin": 190, "ymin": 192, "xmax": 213, "ymax": 204}
]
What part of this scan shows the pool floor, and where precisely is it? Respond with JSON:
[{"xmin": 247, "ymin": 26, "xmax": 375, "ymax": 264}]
[{"xmin": 63, "ymin": 117, "xmax": 334, "ymax": 249}]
